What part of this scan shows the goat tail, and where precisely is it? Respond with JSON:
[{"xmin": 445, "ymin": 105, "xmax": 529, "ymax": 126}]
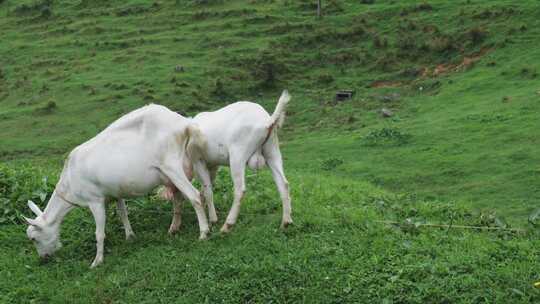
[
  {"xmin": 247, "ymin": 90, "xmax": 290, "ymax": 171},
  {"xmin": 185, "ymin": 121, "xmax": 207, "ymax": 161},
  {"xmin": 269, "ymin": 89, "xmax": 291, "ymax": 129}
]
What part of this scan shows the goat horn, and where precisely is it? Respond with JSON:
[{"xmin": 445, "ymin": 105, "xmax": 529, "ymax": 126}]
[
  {"xmin": 27, "ymin": 200, "xmax": 43, "ymax": 217},
  {"xmin": 23, "ymin": 216, "xmax": 42, "ymax": 228}
]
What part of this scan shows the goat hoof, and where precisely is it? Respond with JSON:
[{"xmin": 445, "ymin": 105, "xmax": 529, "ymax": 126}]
[
  {"xmin": 281, "ymin": 220, "xmax": 293, "ymax": 229},
  {"xmin": 199, "ymin": 231, "xmax": 209, "ymax": 240},
  {"xmin": 208, "ymin": 220, "xmax": 218, "ymax": 230},
  {"xmin": 125, "ymin": 233, "xmax": 136, "ymax": 241},
  {"xmin": 220, "ymin": 223, "xmax": 233, "ymax": 234},
  {"xmin": 90, "ymin": 257, "xmax": 103, "ymax": 268},
  {"xmin": 168, "ymin": 226, "xmax": 180, "ymax": 235}
]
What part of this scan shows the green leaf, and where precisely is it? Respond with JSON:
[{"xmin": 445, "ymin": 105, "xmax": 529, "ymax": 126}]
[
  {"xmin": 494, "ymin": 216, "xmax": 507, "ymax": 229},
  {"xmin": 39, "ymin": 191, "xmax": 47, "ymax": 202},
  {"xmin": 528, "ymin": 209, "xmax": 540, "ymax": 227},
  {"xmin": 510, "ymin": 288, "xmax": 525, "ymax": 297}
]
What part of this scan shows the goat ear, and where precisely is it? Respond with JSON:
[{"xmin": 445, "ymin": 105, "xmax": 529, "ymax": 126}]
[
  {"xmin": 23, "ymin": 216, "xmax": 42, "ymax": 229},
  {"xmin": 28, "ymin": 200, "xmax": 43, "ymax": 217}
]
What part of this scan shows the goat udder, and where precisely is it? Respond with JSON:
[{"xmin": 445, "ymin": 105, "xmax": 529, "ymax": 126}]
[
  {"xmin": 158, "ymin": 185, "xmax": 177, "ymax": 201},
  {"xmin": 248, "ymin": 153, "xmax": 266, "ymax": 171}
]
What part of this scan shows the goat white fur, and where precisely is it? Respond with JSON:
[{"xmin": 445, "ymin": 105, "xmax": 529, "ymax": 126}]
[
  {"xmin": 163, "ymin": 90, "xmax": 293, "ymax": 233},
  {"xmin": 24, "ymin": 104, "xmax": 209, "ymax": 268}
]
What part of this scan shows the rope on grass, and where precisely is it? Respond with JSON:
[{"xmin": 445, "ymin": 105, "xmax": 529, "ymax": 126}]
[
  {"xmin": 376, "ymin": 220, "xmax": 527, "ymax": 233},
  {"xmin": 126, "ymin": 209, "xmax": 529, "ymax": 233},
  {"xmin": 125, "ymin": 200, "xmax": 532, "ymax": 234}
]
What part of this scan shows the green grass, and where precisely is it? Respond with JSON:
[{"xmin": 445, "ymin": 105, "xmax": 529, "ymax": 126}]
[
  {"xmin": 1, "ymin": 0, "xmax": 540, "ymax": 302},
  {"xmin": 1, "ymin": 165, "xmax": 539, "ymax": 303}
]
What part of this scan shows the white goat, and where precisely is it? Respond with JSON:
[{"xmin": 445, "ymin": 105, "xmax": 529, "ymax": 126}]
[
  {"xmin": 24, "ymin": 104, "xmax": 209, "ymax": 268},
  {"xmin": 162, "ymin": 90, "xmax": 293, "ymax": 233}
]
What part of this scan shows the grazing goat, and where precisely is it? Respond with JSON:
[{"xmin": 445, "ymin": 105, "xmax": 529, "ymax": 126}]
[
  {"xmin": 163, "ymin": 90, "xmax": 292, "ymax": 234},
  {"xmin": 24, "ymin": 104, "xmax": 209, "ymax": 268}
]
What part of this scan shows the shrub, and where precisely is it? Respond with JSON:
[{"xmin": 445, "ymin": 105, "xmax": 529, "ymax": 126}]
[
  {"xmin": 36, "ymin": 100, "xmax": 57, "ymax": 114},
  {"xmin": 317, "ymin": 73, "xmax": 334, "ymax": 84},
  {"xmin": 467, "ymin": 27, "xmax": 487, "ymax": 45},
  {"xmin": 416, "ymin": 2, "xmax": 433, "ymax": 11},
  {"xmin": 397, "ymin": 36, "xmax": 416, "ymax": 51},
  {"xmin": 248, "ymin": 50, "xmax": 288, "ymax": 88},
  {"xmin": 519, "ymin": 67, "xmax": 537, "ymax": 79},
  {"xmin": 13, "ymin": 0, "xmax": 53, "ymax": 18},
  {"xmin": 40, "ymin": 5, "xmax": 52, "ymax": 18},
  {"xmin": 321, "ymin": 158, "xmax": 344, "ymax": 171},
  {"xmin": 0, "ymin": 165, "xmax": 56, "ymax": 225},
  {"xmin": 211, "ymin": 77, "xmax": 229, "ymax": 100},
  {"xmin": 373, "ymin": 35, "xmax": 388, "ymax": 48},
  {"xmin": 428, "ymin": 36, "xmax": 455, "ymax": 53},
  {"xmin": 362, "ymin": 127, "xmax": 411, "ymax": 146},
  {"xmin": 190, "ymin": 0, "xmax": 224, "ymax": 5},
  {"xmin": 115, "ymin": 5, "xmax": 151, "ymax": 17},
  {"xmin": 399, "ymin": 67, "xmax": 423, "ymax": 78},
  {"xmin": 374, "ymin": 54, "xmax": 397, "ymax": 72}
]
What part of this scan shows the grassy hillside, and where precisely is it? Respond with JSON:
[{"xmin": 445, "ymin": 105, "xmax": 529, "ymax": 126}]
[
  {"xmin": 1, "ymin": 0, "xmax": 539, "ymax": 302},
  {"xmin": 1, "ymin": 0, "xmax": 539, "ymax": 220}
]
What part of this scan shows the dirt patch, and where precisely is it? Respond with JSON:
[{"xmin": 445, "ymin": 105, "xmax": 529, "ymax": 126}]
[
  {"xmin": 370, "ymin": 49, "xmax": 490, "ymax": 88},
  {"xmin": 428, "ymin": 48, "xmax": 491, "ymax": 76},
  {"xmin": 370, "ymin": 80, "xmax": 403, "ymax": 88}
]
